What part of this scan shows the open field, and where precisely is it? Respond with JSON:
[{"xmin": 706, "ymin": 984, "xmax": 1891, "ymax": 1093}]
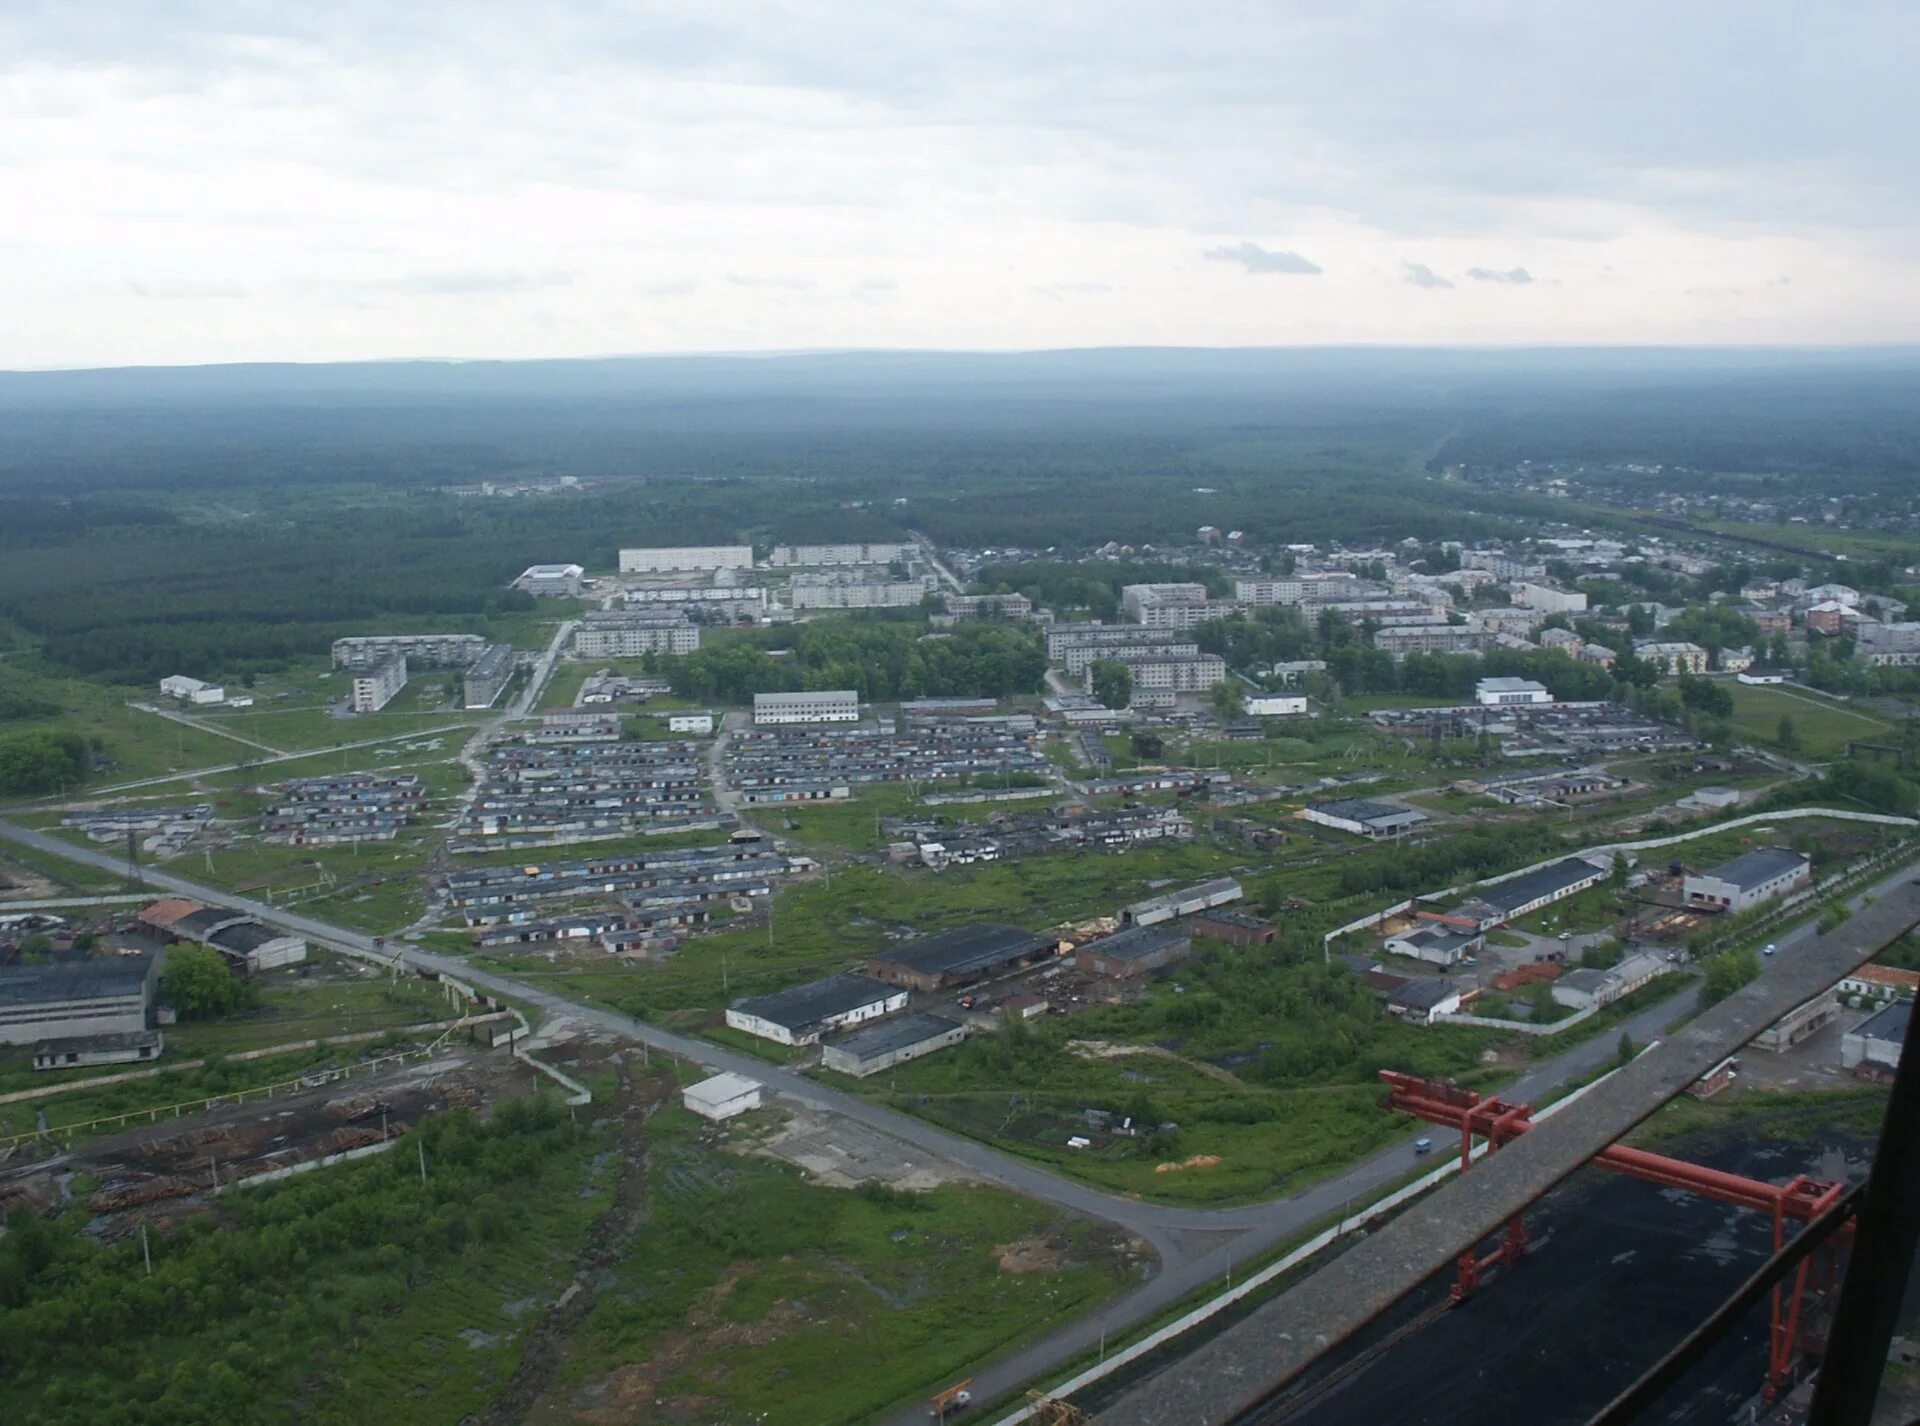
[{"xmin": 1726, "ymin": 681, "xmax": 1897, "ymax": 758}]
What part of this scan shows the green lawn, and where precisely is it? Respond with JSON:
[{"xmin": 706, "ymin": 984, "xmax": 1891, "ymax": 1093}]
[{"xmin": 1726, "ymin": 682, "xmax": 1896, "ymax": 758}]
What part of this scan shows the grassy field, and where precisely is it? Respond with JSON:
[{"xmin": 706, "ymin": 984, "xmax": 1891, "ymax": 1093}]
[
  {"xmin": 546, "ymin": 1104, "xmax": 1136, "ymax": 1425},
  {"xmin": 536, "ymin": 657, "xmax": 704, "ymax": 713},
  {"xmin": 0, "ymin": 666, "xmax": 255, "ymax": 790},
  {"xmin": 1726, "ymin": 682, "xmax": 1897, "ymax": 758}
]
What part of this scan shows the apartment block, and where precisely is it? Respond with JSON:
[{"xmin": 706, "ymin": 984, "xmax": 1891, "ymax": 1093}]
[
  {"xmin": 619, "ymin": 545, "xmax": 754, "ymax": 574},
  {"xmin": 351, "ymin": 654, "xmax": 408, "ymax": 713},
  {"xmin": 769, "ymin": 542, "xmax": 912, "ymax": 567},
  {"xmin": 571, "ymin": 612, "xmax": 701, "ymax": 658},
  {"xmin": 332, "ymin": 633, "xmax": 486, "ymax": 670}
]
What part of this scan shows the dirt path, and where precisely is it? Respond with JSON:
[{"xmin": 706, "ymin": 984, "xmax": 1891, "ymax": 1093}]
[{"xmin": 1068, "ymin": 1038, "xmax": 1248, "ymax": 1087}]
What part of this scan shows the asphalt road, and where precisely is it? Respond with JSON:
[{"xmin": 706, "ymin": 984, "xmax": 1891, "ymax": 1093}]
[{"xmin": 0, "ymin": 811, "xmax": 1736, "ymax": 1422}]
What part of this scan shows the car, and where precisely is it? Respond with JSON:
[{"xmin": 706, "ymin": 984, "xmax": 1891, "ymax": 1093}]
[
  {"xmin": 1414, "ymin": 1137, "xmax": 1435, "ymax": 1156},
  {"xmin": 1558, "ymin": 931, "xmax": 1573, "ymax": 941},
  {"xmin": 1763, "ymin": 943, "xmax": 1777, "ymax": 956}
]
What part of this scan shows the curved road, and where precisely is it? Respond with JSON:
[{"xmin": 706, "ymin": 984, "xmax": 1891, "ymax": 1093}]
[{"xmin": 0, "ymin": 808, "xmax": 1727, "ymax": 1419}]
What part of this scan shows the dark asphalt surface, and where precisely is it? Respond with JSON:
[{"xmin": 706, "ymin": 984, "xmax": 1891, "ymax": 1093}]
[{"xmin": 0, "ymin": 814, "xmax": 1874, "ymax": 1423}]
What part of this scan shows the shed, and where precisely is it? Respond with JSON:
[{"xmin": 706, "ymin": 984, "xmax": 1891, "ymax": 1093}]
[
  {"xmin": 724, "ymin": 973, "xmax": 905, "ymax": 1046},
  {"xmin": 684, "ymin": 1072, "xmax": 764, "ymax": 1121},
  {"xmin": 866, "ymin": 923, "xmax": 1057, "ymax": 992}
]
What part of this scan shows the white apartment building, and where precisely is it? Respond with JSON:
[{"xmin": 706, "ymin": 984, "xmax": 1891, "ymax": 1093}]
[
  {"xmin": 351, "ymin": 654, "xmax": 408, "ymax": 713},
  {"xmin": 769, "ymin": 543, "xmax": 912, "ymax": 567},
  {"xmin": 571, "ymin": 617, "xmax": 701, "ymax": 658},
  {"xmin": 1232, "ymin": 575, "xmax": 1358, "ymax": 606},
  {"xmin": 623, "ymin": 584, "xmax": 767, "ymax": 607},
  {"xmin": 788, "ymin": 574, "xmax": 936, "ymax": 610},
  {"xmin": 754, "ymin": 690, "xmax": 860, "ymax": 725},
  {"xmin": 331, "ymin": 634, "xmax": 486, "ymax": 670},
  {"xmin": 1121, "ymin": 584, "xmax": 1235, "ymax": 630},
  {"xmin": 1088, "ymin": 653, "xmax": 1227, "ymax": 707},
  {"xmin": 1634, "ymin": 641, "xmax": 1710, "ymax": 676},
  {"xmin": 1511, "ymin": 582, "xmax": 1589, "ymax": 615},
  {"xmin": 1061, "ymin": 637, "xmax": 1198, "ymax": 676},
  {"xmin": 618, "ymin": 545, "xmax": 754, "ymax": 574}
]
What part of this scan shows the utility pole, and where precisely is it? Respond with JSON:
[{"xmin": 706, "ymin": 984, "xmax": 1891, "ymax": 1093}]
[
  {"xmin": 140, "ymin": 1222, "xmax": 152, "ymax": 1277},
  {"xmin": 418, "ymin": 1136, "xmax": 428, "ymax": 1186}
]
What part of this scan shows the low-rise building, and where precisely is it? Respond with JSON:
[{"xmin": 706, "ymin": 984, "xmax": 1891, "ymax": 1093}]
[
  {"xmin": 1244, "ymin": 695, "xmax": 1309, "ymax": 717},
  {"xmin": 683, "ymin": 1072, "xmax": 764, "ymax": 1120},
  {"xmin": 1120, "ymin": 876, "xmax": 1242, "ymax": 927},
  {"xmin": 1300, "ymin": 799, "xmax": 1427, "ymax": 839},
  {"xmin": 1751, "ymin": 990, "xmax": 1842, "ymax": 1052},
  {"xmin": 1188, "ymin": 909, "xmax": 1278, "ymax": 946},
  {"xmin": 1683, "ymin": 847, "xmax": 1812, "ymax": 913},
  {"xmin": 1841, "ymin": 998, "xmax": 1910, "ymax": 1077},
  {"xmin": 515, "ymin": 563, "xmax": 585, "ymax": 597},
  {"xmin": 1388, "ymin": 978, "xmax": 1464, "ymax": 1025},
  {"xmin": 1467, "ymin": 857, "xmax": 1609, "ymax": 928},
  {"xmin": 1634, "ymin": 641, "xmax": 1710, "ymax": 676},
  {"xmin": 724, "ymin": 973, "xmax": 906, "ymax": 1046},
  {"xmin": 668, "ymin": 713, "xmax": 716, "ymax": 735},
  {"xmin": 1475, "ymin": 677, "xmax": 1552, "ymax": 707},
  {"xmin": 753, "ymin": 690, "xmax": 860, "ymax": 725},
  {"xmin": 159, "ymin": 675, "xmax": 225, "ymax": 705},
  {"xmin": 1075, "ymin": 924, "xmax": 1193, "ymax": 979},
  {"xmin": 1551, "ymin": 952, "xmax": 1665, "ymax": 1010},
  {"xmin": 822, "ymin": 1013, "xmax": 967, "ymax": 1077},
  {"xmin": 0, "ymin": 954, "xmax": 159, "ymax": 1048},
  {"xmin": 351, "ymin": 654, "xmax": 408, "ymax": 713},
  {"xmin": 1384, "ymin": 923, "xmax": 1483, "ymax": 967},
  {"xmin": 867, "ymin": 923, "xmax": 1057, "ymax": 992},
  {"xmin": 1837, "ymin": 963, "xmax": 1920, "ymax": 1002},
  {"xmin": 31, "ymin": 1028, "xmax": 164, "ymax": 1072}
]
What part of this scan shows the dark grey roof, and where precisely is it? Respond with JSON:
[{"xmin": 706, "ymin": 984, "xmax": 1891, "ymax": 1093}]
[
  {"xmin": 172, "ymin": 907, "xmax": 242, "ymax": 939},
  {"xmin": 1191, "ymin": 909, "xmax": 1275, "ymax": 931},
  {"xmin": 731, "ymin": 973, "xmax": 898, "ymax": 1033},
  {"xmin": 870, "ymin": 924, "xmax": 1053, "ymax": 978},
  {"xmin": 33, "ymin": 1029, "xmax": 162, "ymax": 1056},
  {"xmin": 1309, "ymin": 798, "xmax": 1424, "ymax": 825},
  {"xmin": 208, "ymin": 922, "xmax": 279, "ymax": 953},
  {"xmin": 1390, "ymin": 979, "xmax": 1461, "ymax": 1009},
  {"xmin": 1701, "ymin": 847, "xmax": 1810, "ymax": 892},
  {"xmin": 1396, "ymin": 925, "xmax": 1479, "ymax": 951},
  {"xmin": 1853, "ymin": 998, "xmax": 1911, "ymax": 1048},
  {"xmin": 827, "ymin": 1013, "xmax": 964, "ymax": 1060},
  {"xmin": 1479, "ymin": 858, "xmax": 1607, "ymax": 914},
  {"xmin": 0, "ymin": 954, "xmax": 152, "ymax": 1008},
  {"xmin": 1085, "ymin": 924, "xmax": 1189, "ymax": 963}
]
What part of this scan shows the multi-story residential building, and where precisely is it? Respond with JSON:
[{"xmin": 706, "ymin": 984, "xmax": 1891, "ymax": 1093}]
[
  {"xmin": 1086, "ymin": 652, "xmax": 1227, "ymax": 707},
  {"xmin": 1471, "ymin": 607, "xmax": 1549, "ymax": 637},
  {"xmin": 753, "ymin": 690, "xmax": 860, "ymax": 725},
  {"xmin": 788, "ymin": 573, "xmax": 936, "ymax": 609},
  {"xmin": 1233, "ymin": 575, "xmax": 1360, "ymax": 606},
  {"xmin": 941, "ymin": 592, "xmax": 1033, "ymax": 620},
  {"xmin": 1804, "ymin": 600, "xmax": 1859, "ymax": 636},
  {"xmin": 1047, "ymin": 622, "xmax": 1183, "ymax": 661},
  {"xmin": 1372, "ymin": 623, "xmax": 1486, "ymax": 656},
  {"xmin": 1860, "ymin": 622, "xmax": 1920, "ymax": 667},
  {"xmin": 769, "ymin": 543, "xmax": 912, "ymax": 567},
  {"xmin": 1460, "ymin": 550, "xmax": 1539, "ymax": 581},
  {"xmin": 463, "ymin": 643, "xmax": 517, "ymax": 709},
  {"xmin": 1634, "ymin": 641, "xmax": 1710, "ymax": 676},
  {"xmin": 1060, "ymin": 636, "xmax": 1198, "ymax": 676},
  {"xmin": 622, "ymin": 584, "xmax": 767, "ymax": 608},
  {"xmin": 1121, "ymin": 582, "xmax": 1210, "ymax": 625},
  {"xmin": 351, "ymin": 654, "xmax": 408, "ymax": 713},
  {"xmin": 1510, "ymin": 581, "xmax": 1589, "ymax": 615},
  {"xmin": 618, "ymin": 545, "xmax": 754, "ymax": 574},
  {"xmin": 332, "ymin": 633, "xmax": 486, "ymax": 670},
  {"xmin": 571, "ymin": 612, "xmax": 701, "ymax": 658}
]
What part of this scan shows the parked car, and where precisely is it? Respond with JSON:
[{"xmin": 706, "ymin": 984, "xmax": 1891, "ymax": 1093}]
[{"xmin": 1763, "ymin": 943, "xmax": 1777, "ymax": 956}]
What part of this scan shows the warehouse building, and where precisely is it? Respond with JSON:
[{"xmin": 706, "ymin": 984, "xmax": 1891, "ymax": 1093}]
[
  {"xmin": 159, "ymin": 674, "xmax": 226, "ymax": 704},
  {"xmin": 1384, "ymin": 923, "xmax": 1483, "ymax": 967},
  {"xmin": 332, "ymin": 633, "xmax": 486, "ymax": 670},
  {"xmin": 1300, "ymin": 799, "xmax": 1428, "ymax": 839},
  {"xmin": 1550, "ymin": 952, "xmax": 1665, "ymax": 1011},
  {"xmin": 351, "ymin": 653, "xmax": 408, "ymax": 713},
  {"xmin": 770, "ymin": 542, "xmax": 913, "ymax": 567},
  {"xmin": 724, "ymin": 973, "xmax": 906, "ymax": 1046},
  {"xmin": 683, "ymin": 1072, "xmax": 763, "ymax": 1120},
  {"xmin": 867, "ymin": 923, "xmax": 1058, "ymax": 992},
  {"xmin": 1387, "ymin": 978, "xmax": 1465, "ymax": 1025},
  {"xmin": 0, "ymin": 954, "xmax": 159, "ymax": 1050},
  {"xmin": 463, "ymin": 643, "xmax": 517, "ymax": 709},
  {"xmin": 1188, "ymin": 909, "xmax": 1278, "ymax": 946},
  {"xmin": 1466, "ymin": 856, "xmax": 1609, "ymax": 928},
  {"xmin": 753, "ymin": 690, "xmax": 860, "ymax": 725},
  {"xmin": 1475, "ymin": 677, "xmax": 1552, "ymax": 707},
  {"xmin": 1120, "ymin": 876, "xmax": 1242, "ymax": 928},
  {"xmin": 137, "ymin": 899, "xmax": 308, "ymax": 971},
  {"xmin": 619, "ymin": 545, "xmax": 754, "ymax": 574},
  {"xmin": 32, "ymin": 1028, "xmax": 165, "ymax": 1072},
  {"xmin": 1683, "ymin": 847, "xmax": 1813, "ymax": 913},
  {"xmin": 822, "ymin": 1013, "xmax": 966, "ymax": 1077},
  {"xmin": 1076, "ymin": 923, "xmax": 1193, "ymax": 979},
  {"xmin": 1842, "ymin": 999, "xmax": 1911, "ymax": 1077},
  {"xmin": 515, "ymin": 563, "xmax": 585, "ymax": 597}
]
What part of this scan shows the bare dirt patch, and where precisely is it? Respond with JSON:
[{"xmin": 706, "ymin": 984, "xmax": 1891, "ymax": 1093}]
[
  {"xmin": 738, "ymin": 1102, "xmax": 990, "ymax": 1191},
  {"xmin": 996, "ymin": 1234, "xmax": 1067, "ymax": 1274},
  {"xmin": 1153, "ymin": 1154, "xmax": 1223, "ymax": 1174}
]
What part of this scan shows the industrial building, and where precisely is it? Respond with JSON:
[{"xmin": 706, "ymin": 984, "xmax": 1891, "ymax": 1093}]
[
  {"xmin": 1459, "ymin": 856, "xmax": 1610, "ymax": 929},
  {"xmin": 1076, "ymin": 923, "xmax": 1193, "ymax": 979},
  {"xmin": 1300, "ymin": 799, "xmax": 1428, "ymax": 839},
  {"xmin": 1384, "ymin": 922, "xmax": 1484, "ymax": 967},
  {"xmin": 31, "ymin": 1028, "xmax": 165, "ymax": 1072},
  {"xmin": 770, "ymin": 542, "xmax": 913, "ymax": 567},
  {"xmin": 571, "ymin": 611, "xmax": 701, "ymax": 657},
  {"xmin": 463, "ymin": 643, "xmax": 517, "ymax": 709},
  {"xmin": 683, "ymin": 1072, "xmax": 764, "ymax": 1120},
  {"xmin": 1837, "ymin": 963, "xmax": 1920, "ymax": 1002},
  {"xmin": 0, "ymin": 953, "xmax": 159, "ymax": 1050},
  {"xmin": 1550, "ymin": 952, "xmax": 1665, "ymax": 1010},
  {"xmin": 332, "ymin": 633, "xmax": 486, "ymax": 670},
  {"xmin": 1244, "ymin": 695, "xmax": 1309, "ymax": 717},
  {"xmin": 1387, "ymin": 979, "xmax": 1464, "ymax": 1025},
  {"xmin": 619, "ymin": 545, "xmax": 754, "ymax": 574},
  {"xmin": 1475, "ymin": 677, "xmax": 1552, "ymax": 707},
  {"xmin": 1842, "ymin": 998, "xmax": 1910, "ymax": 1076},
  {"xmin": 159, "ymin": 674, "xmax": 225, "ymax": 704},
  {"xmin": 351, "ymin": 653, "xmax": 408, "ymax": 713},
  {"xmin": 1188, "ymin": 909, "xmax": 1278, "ymax": 946},
  {"xmin": 866, "ymin": 923, "xmax": 1058, "ymax": 992},
  {"xmin": 1683, "ymin": 847, "xmax": 1813, "ymax": 913},
  {"xmin": 822, "ymin": 1013, "xmax": 967, "ymax": 1077},
  {"xmin": 724, "ymin": 973, "xmax": 906, "ymax": 1046},
  {"xmin": 514, "ymin": 563, "xmax": 585, "ymax": 597},
  {"xmin": 753, "ymin": 690, "xmax": 860, "ymax": 725},
  {"xmin": 139, "ymin": 898, "xmax": 308, "ymax": 971},
  {"xmin": 1120, "ymin": 877, "xmax": 1243, "ymax": 928}
]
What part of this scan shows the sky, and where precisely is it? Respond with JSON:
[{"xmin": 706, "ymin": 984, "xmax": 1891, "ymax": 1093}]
[{"xmin": 2, "ymin": 1, "xmax": 1915, "ymax": 367}]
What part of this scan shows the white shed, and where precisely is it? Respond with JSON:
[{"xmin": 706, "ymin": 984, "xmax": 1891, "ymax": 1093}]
[{"xmin": 684, "ymin": 1072, "xmax": 763, "ymax": 1121}]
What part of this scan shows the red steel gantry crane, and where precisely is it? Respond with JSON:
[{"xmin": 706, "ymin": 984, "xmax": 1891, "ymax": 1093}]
[{"xmin": 1378, "ymin": 1071, "xmax": 1851, "ymax": 1401}]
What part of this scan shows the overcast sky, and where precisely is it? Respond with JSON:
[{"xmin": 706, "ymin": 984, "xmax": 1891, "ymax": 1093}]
[{"xmin": 3, "ymin": 1, "xmax": 1915, "ymax": 367}]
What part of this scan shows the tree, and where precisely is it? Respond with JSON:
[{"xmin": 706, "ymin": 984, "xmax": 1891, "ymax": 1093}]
[
  {"xmin": 1777, "ymin": 715, "xmax": 1800, "ymax": 752},
  {"xmin": 1208, "ymin": 680, "xmax": 1244, "ymax": 720},
  {"xmin": 0, "ymin": 728, "xmax": 87, "ymax": 795},
  {"xmin": 1090, "ymin": 659, "xmax": 1132, "ymax": 711},
  {"xmin": 161, "ymin": 944, "xmax": 255, "ymax": 1021},
  {"xmin": 1609, "ymin": 852, "xmax": 1629, "ymax": 889},
  {"xmin": 1528, "ymin": 980, "xmax": 1558, "ymax": 1021},
  {"xmin": 1616, "ymin": 1031, "xmax": 1636, "ymax": 1066},
  {"xmin": 1699, "ymin": 947, "xmax": 1761, "ymax": 1008}
]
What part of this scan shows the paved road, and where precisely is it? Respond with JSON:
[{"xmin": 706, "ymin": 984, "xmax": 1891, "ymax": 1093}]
[
  {"xmin": 0, "ymin": 810, "xmax": 1740, "ymax": 1422},
  {"xmin": 908, "ymin": 531, "xmax": 965, "ymax": 594}
]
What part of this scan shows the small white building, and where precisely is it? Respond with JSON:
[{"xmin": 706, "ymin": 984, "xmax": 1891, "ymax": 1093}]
[
  {"xmin": 1244, "ymin": 695, "xmax": 1309, "ymax": 717},
  {"xmin": 683, "ymin": 1072, "xmax": 764, "ymax": 1121},
  {"xmin": 159, "ymin": 675, "xmax": 226, "ymax": 705},
  {"xmin": 1475, "ymin": 677, "xmax": 1551, "ymax": 707},
  {"xmin": 1737, "ymin": 669, "xmax": 1789, "ymax": 685},
  {"xmin": 668, "ymin": 713, "xmax": 716, "ymax": 735},
  {"xmin": 1510, "ymin": 582, "xmax": 1588, "ymax": 615},
  {"xmin": 1841, "ymin": 999, "xmax": 1910, "ymax": 1075}
]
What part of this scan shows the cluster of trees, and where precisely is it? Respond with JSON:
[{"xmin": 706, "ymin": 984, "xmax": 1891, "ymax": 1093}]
[
  {"xmin": 0, "ymin": 729, "xmax": 86, "ymax": 794},
  {"xmin": 1699, "ymin": 947, "xmax": 1762, "ymax": 1007},
  {"xmin": 1088, "ymin": 659, "xmax": 1132, "ymax": 710},
  {"xmin": 159, "ymin": 945, "xmax": 257, "ymax": 1021},
  {"xmin": 661, "ymin": 621, "xmax": 1046, "ymax": 704},
  {"xmin": 973, "ymin": 561, "xmax": 1229, "ymax": 620},
  {"xmin": 0, "ymin": 687, "xmax": 59, "ymax": 722},
  {"xmin": 0, "ymin": 1099, "xmax": 583, "ymax": 1424},
  {"xmin": 1329, "ymin": 824, "xmax": 1545, "ymax": 899}
]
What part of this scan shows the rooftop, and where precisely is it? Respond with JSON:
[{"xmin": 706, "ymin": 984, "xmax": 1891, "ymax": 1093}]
[
  {"xmin": 1478, "ymin": 857, "xmax": 1607, "ymax": 914},
  {"xmin": 1700, "ymin": 846, "xmax": 1810, "ymax": 891},
  {"xmin": 1852, "ymin": 997, "xmax": 1911, "ymax": 1048},
  {"xmin": 139, "ymin": 898, "xmax": 204, "ymax": 928},
  {"xmin": 1084, "ymin": 923, "xmax": 1189, "ymax": 963},
  {"xmin": 1124, "ymin": 876, "xmax": 1243, "ymax": 916},
  {"xmin": 827, "ymin": 1012, "xmax": 964, "ymax": 1060},
  {"xmin": 870, "ymin": 923, "xmax": 1054, "ymax": 978},
  {"xmin": 1390, "ymin": 978, "xmax": 1461, "ymax": 1009},
  {"xmin": 0, "ymin": 954, "xmax": 153, "ymax": 1009},
  {"xmin": 1308, "ymin": 798, "xmax": 1425, "ymax": 825},
  {"xmin": 730, "ymin": 973, "xmax": 898, "ymax": 1033}
]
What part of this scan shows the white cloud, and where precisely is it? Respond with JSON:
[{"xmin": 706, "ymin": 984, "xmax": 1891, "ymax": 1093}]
[
  {"xmin": 1202, "ymin": 242, "xmax": 1322, "ymax": 275},
  {"xmin": 1402, "ymin": 262, "xmax": 1454, "ymax": 290}
]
